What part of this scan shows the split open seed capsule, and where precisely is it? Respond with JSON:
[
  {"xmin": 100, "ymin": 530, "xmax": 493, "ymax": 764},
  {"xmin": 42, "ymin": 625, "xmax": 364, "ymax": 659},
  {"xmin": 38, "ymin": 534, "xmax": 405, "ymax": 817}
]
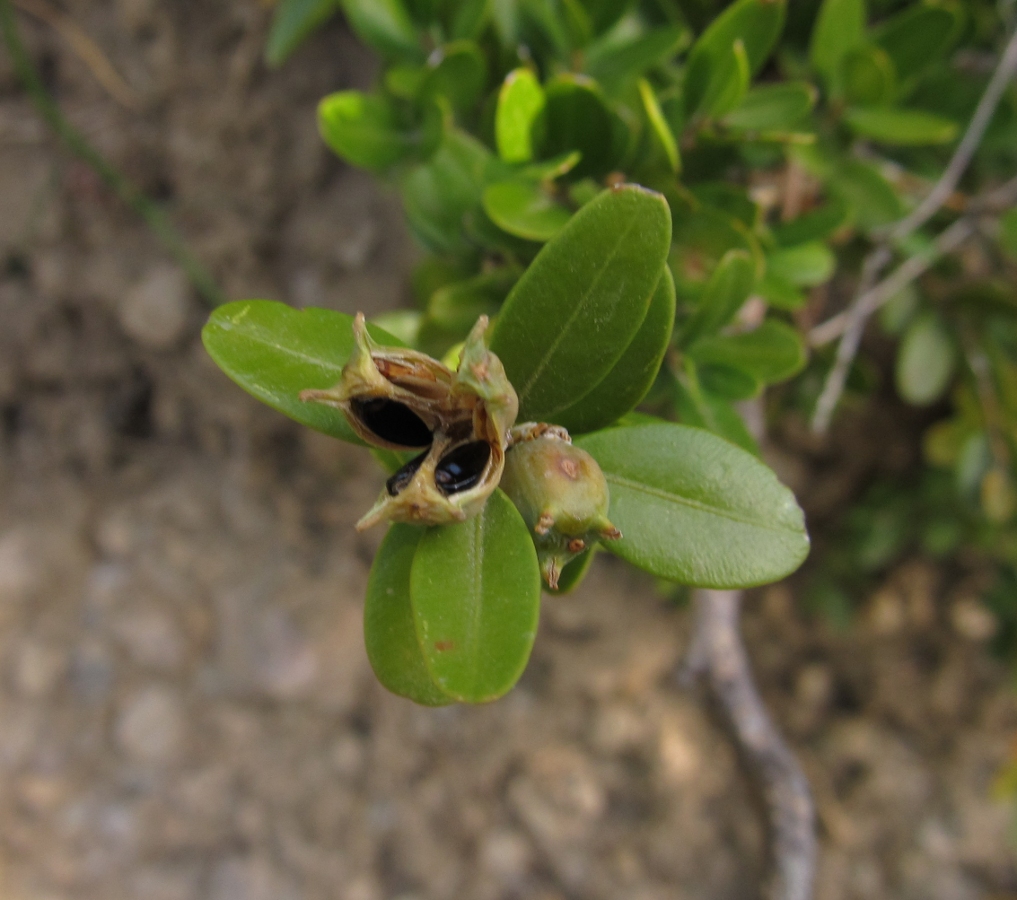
[
  {"xmin": 300, "ymin": 313, "xmax": 518, "ymax": 529},
  {"xmin": 501, "ymin": 424, "xmax": 621, "ymax": 589}
]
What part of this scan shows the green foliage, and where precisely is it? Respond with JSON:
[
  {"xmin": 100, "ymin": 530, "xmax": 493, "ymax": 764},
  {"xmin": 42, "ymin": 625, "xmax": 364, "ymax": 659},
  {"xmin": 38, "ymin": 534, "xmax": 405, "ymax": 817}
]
[{"xmin": 205, "ymin": 0, "xmax": 1017, "ymax": 701}]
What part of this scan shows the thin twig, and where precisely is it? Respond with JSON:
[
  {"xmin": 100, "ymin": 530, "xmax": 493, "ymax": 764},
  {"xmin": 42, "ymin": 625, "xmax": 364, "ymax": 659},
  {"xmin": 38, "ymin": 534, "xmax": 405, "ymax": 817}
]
[
  {"xmin": 683, "ymin": 589, "xmax": 816, "ymax": 900},
  {"xmin": 808, "ymin": 26, "xmax": 1017, "ymax": 434},
  {"xmin": 13, "ymin": 0, "xmax": 140, "ymax": 110},
  {"xmin": 0, "ymin": 0, "xmax": 224, "ymax": 307}
]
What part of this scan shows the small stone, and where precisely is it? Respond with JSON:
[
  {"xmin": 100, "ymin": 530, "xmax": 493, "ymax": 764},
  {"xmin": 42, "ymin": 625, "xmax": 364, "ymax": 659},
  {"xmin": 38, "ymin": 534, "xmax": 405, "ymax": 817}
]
[
  {"xmin": 950, "ymin": 597, "xmax": 998, "ymax": 642},
  {"xmin": 867, "ymin": 588, "xmax": 905, "ymax": 635},
  {"xmin": 13, "ymin": 640, "xmax": 67, "ymax": 697},
  {"xmin": 69, "ymin": 639, "xmax": 115, "ymax": 703},
  {"xmin": 657, "ymin": 719, "xmax": 701, "ymax": 785},
  {"xmin": 480, "ymin": 829, "xmax": 533, "ymax": 882},
  {"xmin": 112, "ymin": 606, "xmax": 185, "ymax": 671},
  {"xmin": 132, "ymin": 865, "xmax": 201, "ymax": 900},
  {"xmin": 115, "ymin": 684, "xmax": 185, "ymax": 765},
  {"xmin": 591, "ymin": 704, "xmax": 648, "ymax": 755},
  {"xmin": 252, "ymin": 608, "xmax": 318, "ymax": 700},
  {"xmin": 329, "ymin": 734, "xmax": 365, "ymax": 778},
  {"xmin": 795, "ymin": 663, "xmax": 833, "ymax": 709},
  {"xmin": 0, "ymin": 528, "xmax": 40, "ymax": 603},
  {"xmin": 208, "ymin": 856, "xmax": 300, "ymax": 900},
  {"xmin": 118, "ymin": 264, "xmax": 192, "ymax": 350}
]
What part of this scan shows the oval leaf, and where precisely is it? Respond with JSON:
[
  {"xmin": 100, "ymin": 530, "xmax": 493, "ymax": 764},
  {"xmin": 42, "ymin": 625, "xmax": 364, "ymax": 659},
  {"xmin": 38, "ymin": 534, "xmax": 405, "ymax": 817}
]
[
  {"xmin": 318, "ymin": 91, "xmax": 433, "ymax": 171},
  {"xmin": 766, "ymin": 241, "xmax": 835, "ymax": 287},
  {"xmin": 490, "ymin": 184, "xmax": 672, "ymax": 421},
  {"xmin": 583, "ymin": 24, "xmax": 689, "ymax": 94},
  {"xmin": 365, "ymin": 525, "xmax": 454, "ymax": 706},
  {"xmin": 809, "ymin": 0, "xmax": 866, "ymax": 90},
  {"xmin": 554, "ymin": 267, "xmax": 676, "ymax": 434},
  {"xmin": 677, "ymin": 249, "xmax": 755, "ymax": 347},
  {"xmin": 202, "ymin": 299, "xmax": 401, "ymax": 444},
  {"xmin": 495, "ymin": 68, "xmax": 546, "ymax": 163},
  {"xmin": 540, "ymin": 74, "xmax": 620, "ymax": 179},
  {"xmin": 723, "ymin": 82, "xmax": 817, "ymax": 131},
  {"xmin": 423, "ymin": 40, "xmax": 487, "ymax": 111},
  {"xmin": 410, "ymin": 490, "xmax": 541, "ymax": 703},
  {"xmin": 638, "ymin": 78, "xmax": 680, "ymax": 172},
  {"xmin": 844, "ymin": 107, "xmax": 959, "ymax": 146},
  {"xmin": 339, "ymin": 0, "xmax": 423, "ymax": 60},
  {"xmin": 266, "ymin": 0, "xmax": 339, "ymax": 67},
  {"xmin": 896, "ymin": 313, "xmax": 956, "ymax": 406},
  {"xmin": 578, "ymin": 424, "xmax": 810, "ymax": 587},
  {"xmin": 687, "ymin": 319, "xmax": 807, "ymax": 385},
  {"xmin": 482, "ymin": 180, "xmax": 573, "ymax": 241}
]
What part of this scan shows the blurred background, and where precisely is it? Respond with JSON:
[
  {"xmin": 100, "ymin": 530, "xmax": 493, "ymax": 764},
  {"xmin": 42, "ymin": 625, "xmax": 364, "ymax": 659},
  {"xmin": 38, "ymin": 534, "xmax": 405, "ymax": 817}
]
[{"xmin": 0, "ymin": 2, "xmax": 1015, "ymax": 899}]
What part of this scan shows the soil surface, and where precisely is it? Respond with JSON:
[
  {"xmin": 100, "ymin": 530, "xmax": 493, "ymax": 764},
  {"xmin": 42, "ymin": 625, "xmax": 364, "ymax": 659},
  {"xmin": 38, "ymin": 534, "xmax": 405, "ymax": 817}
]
[{"xmin": 1, "ymin": 4, "xmax": 1016, "ymax": 899}]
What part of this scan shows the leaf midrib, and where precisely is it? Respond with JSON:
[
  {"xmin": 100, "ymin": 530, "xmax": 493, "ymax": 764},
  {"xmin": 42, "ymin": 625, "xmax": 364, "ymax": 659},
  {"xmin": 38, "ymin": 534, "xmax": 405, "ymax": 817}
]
[
  {"xmin": 212, "ymin": 323, "xmax": 346, "ymax": 374},
  {"xmin": 515, "ymin": 206, "xmax": 643, "ymax": 410},
  {"xmin": 605, "ymin": 472, "xmax": 801, "ymax": 535}
]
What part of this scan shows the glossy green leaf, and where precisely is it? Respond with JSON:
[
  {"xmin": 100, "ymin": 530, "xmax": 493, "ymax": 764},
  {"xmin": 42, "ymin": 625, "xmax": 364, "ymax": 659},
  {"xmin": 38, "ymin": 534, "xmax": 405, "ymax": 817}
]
[
  {"xmin": 577, "ymin": 423, "xmax": 809, "ymax": 587},
  {"xmin": 873, "ymin": 1, "xmax": 962, "ymax": 86},
  {"xmin": 410, "ymin": 490, "xmax": 541, "ymax": 703},
  {"xmin": 696, "ymin": 38, "xmax": 750, "ymax": 119},
  {"xmin": 684, "ymin": 0, "xmax": 786, "ymax": 117},
  {"xmin": 723, "ymin": 81, "xmax": 817, "ymax": 131},
  {"xmin": 841, "ymin": 45, "xmax": 896, "ymax": 107},
  {"xmin": 401, "ymin": 128, "xmax": 496, "ymax": 254},
  {"xmin": 482, "ymin": 181, "xmax": 573, "ymax": 241},
  {"xmin": 696, "ymin": 364, "xmax": 761, "ymax": 400},
  {"xmin": 677, "ymin": 249, "xmax": 755, "ymax": 348},
  {"xmin": 896, "ymin": 313, "xmax": 956, "ymax": 406},
  {"xmin": 809, "ymin": 0, "xmax": 866, "ymax": 90},
  {"xmin": 844, "ymin": 107, "xmax": 958, "ymax": 146},
  {"xmin": 365, "ymin": 525, "xmax": 454, "ymax": 706},
  {"xmin": 266, "ymin": 0, "xmax": 339, "ymax": 66},
  {"xmin": 521, "ymin": 151, "xmax": 583, "ymax": 181},
  {"xmin": 423, "ymin": 41, "xmax": 487, "ymax": 111},
  {"xmin": 495, "ymin": 68, "xmax": 546, "ymax": 163},
  {"xmin": 201, "ymin": 300, "xmax": 401, "ymax": 444},
  {"xmin": 766, "ymin": 241, "xmax": 835, "ymax": 287},
  {"xmin": 340, "ymin": 0, "xmax": 423, "ymax": 60},
  {"xmin": 638, "ymin": 78, "xmax": 680, "ymax": 172},
  {"xmin": 758, "ymin": 272, "xmax": 807, "ymax": 310},
  {"xmin": 540, "ymin": 74, "xmax": 620, "ymax": 179},
  {"xmin": 688, "ymin": 320, "xmax": 806, "ymax": 384},
  {"xmin": 491, "ymin": 184, "xmax": 672, "ymax": 421},
  {"xmin": 555, "ymin": 267, "xmax": 676, "ymax": 434},
  {"xmin": 583, "ymin": 24, "xmax": 689, "ymax": 93},
  {"xmin": 318, "ymin": 91, "xmax": 438, "ymax": 171}
]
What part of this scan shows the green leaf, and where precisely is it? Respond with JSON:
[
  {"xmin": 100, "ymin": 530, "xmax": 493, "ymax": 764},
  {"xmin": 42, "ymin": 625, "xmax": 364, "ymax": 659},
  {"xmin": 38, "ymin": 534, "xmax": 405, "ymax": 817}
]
[
  {"xmin": 365, "ymin": 525, "xmax": 454, "ymax": 706},
  {"xmin": 448, "ymin": 0, "xmax": 490, "ymax": 39},
  {"xmin": 695, "ymin": 38, "xmax": 751, "ymax": 119},
  {"xmin": 757, "ymin": 272, "xmax": 807, "ymax": 310},
  {"xmin": 841, "ymin": 45, "xmax": 896, "ymax": 107},
  {"xmin": 423, "ymin": 41, "xmax": 487, "ymax": 111},
  {"xmin": 426, "ymin": 265, "xmax": 519, "ymax": 331},
  {"xmin": 677, "ymin": 249, "xmax": 755, "ymax": 347},
  {"xmin": 688, "ymin": 320, "xmax": 806, "ymax": 384},
  {"xmin": 772, "ymin": 194, "xmax": 849, "ymax": 246},
  {"xmin": 638, "ymin": 78, "xmax": 680, "ymax": 172},
  {"xmin": 555, "ymin": 267, "xmax": 676, "ymax": 433},
  {"xmin": 482, "ymin": 180, "xmax": 573, "ymax": 241},
  {"xmin": 670, "ymin": 205, "xmax": 759, "ymax": 301},
  {"xmin": 266, "ymin": 0, "xmax": 339, "ymax": 66},
  {"xmin": 490, "ymin": 184, "xmax": 672, "ymax": 421},
  {"xmin": 521, "ymin": 150, "xmax": 583, "ymax": 181},
  {"xmin": 401, "ymin": 128, "xmax": 496, "ymax": 254},
  {"xmin": 809, "ymin": 0, "xmax": 866, "ymax": 90},
  {"xmin": 201, "ymin": 300, "xmax": 402, "ymax": 444},
  {"xmin": 896, "ymin": 313, "xmax": 956, "ymax": 406},
  {"xmin": 684, "ymin": 0, "xmax": 786, "ymax": 116},
  {"xmin": 873, "ymin": 1, "xmax": 963, "ymax": 87},
  {"xmin": 844, "ymin": 107, "xmax": 958, "ymax": 146},
  {"xmin": 540, "ymin": 74, "xmax": 621, "ymax": 179},
  {"xmin": 495, "ymin": 68, "xmax": 546, "ymax": 163},
  {"xmin": 672, "ymin": 375, "xmax": 760, "ymax": 454},
  {"xmin": 577, "ymin": 423, "xmax": 809, "ymax": 587},
  {"xmin": 696, "ymin": 364, "xmax": 761, "ymax": 400},
  {"xmin": 410, "ymin": 490, "xmax": 541, "ymax": 702},
  {"xmin": 723, "ymin": 81, "xmax": 817, "ymax": 131},
  {"xmin": 339, "ymin": 0, "xmax": 423, "ymax": 60},
  {"xmin": 828, "ymin": 158, "xmax": 902, "ymax": 231},
  {"xmin": 318, "ymin": 91, "xmax": 438, "ymax": 171},
  {"xmin": 583, "ymin": 23, "xmax": 689, "ymax": 94},
  {"xmin": 766, "ymin": 241, "xmax": 835, "ymax": 287}
]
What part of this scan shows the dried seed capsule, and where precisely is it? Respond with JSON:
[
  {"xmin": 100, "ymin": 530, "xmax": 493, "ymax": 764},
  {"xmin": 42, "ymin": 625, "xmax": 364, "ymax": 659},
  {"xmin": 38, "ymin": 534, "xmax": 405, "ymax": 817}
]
[
  {"xmin": 501, "ymin": 425, "xmax": 620, "ymax": 589},
  {"xmin": 313, "ymin": 314, "xmax": 519, "ymax": 530}
]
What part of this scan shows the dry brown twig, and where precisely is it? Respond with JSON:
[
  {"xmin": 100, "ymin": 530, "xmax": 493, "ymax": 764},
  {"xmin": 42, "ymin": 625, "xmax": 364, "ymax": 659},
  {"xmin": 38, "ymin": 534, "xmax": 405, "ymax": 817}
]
[
  {"xmin": 13, "ymin": 0, "xmax": 139, "ymax": 109},
  {"xmin": 808, "ymin": 27, "xmax": 1017, "ymax": 435}
]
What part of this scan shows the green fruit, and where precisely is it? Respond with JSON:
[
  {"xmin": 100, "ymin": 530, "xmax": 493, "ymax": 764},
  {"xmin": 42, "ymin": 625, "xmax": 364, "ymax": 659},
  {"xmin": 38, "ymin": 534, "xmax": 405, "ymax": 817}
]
[{"xmin": 501, "ymin": 426, "xmax": 620, "ymax": 588}]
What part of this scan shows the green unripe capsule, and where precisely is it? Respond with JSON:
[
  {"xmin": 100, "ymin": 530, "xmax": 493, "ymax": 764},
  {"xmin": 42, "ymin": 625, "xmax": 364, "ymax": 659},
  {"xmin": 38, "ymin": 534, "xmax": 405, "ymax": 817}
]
[{"xmin": 501, "ymin": 424, "xmax": 621, "ymax": 589}]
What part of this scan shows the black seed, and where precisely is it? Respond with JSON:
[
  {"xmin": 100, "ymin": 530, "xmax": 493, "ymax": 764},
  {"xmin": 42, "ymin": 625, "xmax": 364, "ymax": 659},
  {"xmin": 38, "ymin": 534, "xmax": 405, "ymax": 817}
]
[
  {"xmin": 386, "ymin": 450, "xmax": 429, "ymax": 496},
  {"xmin": 351, "ymin": 397, "xmax": 432, "ymax": 448},
  {"xmin": 435, "ymin": 441, "xmax": 491, "ymax": 496}
]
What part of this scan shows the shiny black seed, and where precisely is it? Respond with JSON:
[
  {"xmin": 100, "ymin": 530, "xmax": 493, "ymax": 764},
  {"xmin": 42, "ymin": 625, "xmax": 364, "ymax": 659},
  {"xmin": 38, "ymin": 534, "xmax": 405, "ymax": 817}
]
[
  {"xmin": 386, "ymin": 450, "xmax": 429, "ymax": 496},
  {"xmin": 351, "ymin": 397, "xmax": 432, "ymax": 448},
  {"xmin": 435, "ymin": 441, "xmax": 491, "ymax": 496}
]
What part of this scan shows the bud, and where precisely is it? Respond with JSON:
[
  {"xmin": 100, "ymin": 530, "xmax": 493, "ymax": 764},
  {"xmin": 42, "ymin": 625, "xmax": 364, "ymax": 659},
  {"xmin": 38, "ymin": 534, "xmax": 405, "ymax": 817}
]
[
  {"xmin": 301, "ymin": 314, "xmax": 518, "ymax": 529},
  {"xmin": 501, "ymin": 424, "xmax": 621, "ymax": 589}
]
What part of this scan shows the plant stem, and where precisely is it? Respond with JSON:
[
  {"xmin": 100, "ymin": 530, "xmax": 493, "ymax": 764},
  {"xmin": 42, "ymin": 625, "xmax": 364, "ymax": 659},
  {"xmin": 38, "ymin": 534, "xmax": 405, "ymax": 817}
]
[
  {"xmin": 683, "ymin": 589, "xmax": 816, "ymax": 900},
  {"xmin": 0, "ymin": 0, "xmax": 225, "ymax": 307},
  {"xmin": 808, "ymin": 25, "xmax": 1017, "ymax": 435}
]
